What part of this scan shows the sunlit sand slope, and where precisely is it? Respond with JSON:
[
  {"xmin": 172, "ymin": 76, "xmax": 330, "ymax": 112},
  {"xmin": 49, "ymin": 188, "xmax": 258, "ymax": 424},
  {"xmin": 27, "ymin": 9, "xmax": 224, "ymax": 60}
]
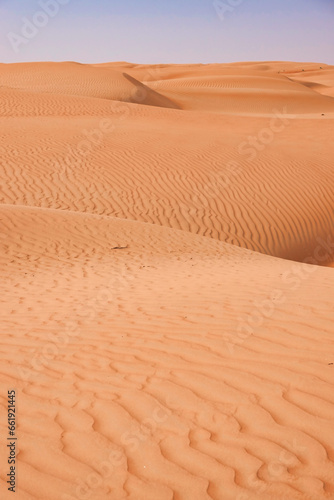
[
  {"xmin": 0, "ymin": 205, "xmax": 334, "ymax": 500},
  {"xmin": 1, "ymin": 61, "xmax": 334, "ymax": 263},
  {"xmin": 104, "ymin": 61, "xmax": 334, "ymax": 112},
  {"xmin": 0, "ymin": 62, "xmax": 179, "ymax": 109}
]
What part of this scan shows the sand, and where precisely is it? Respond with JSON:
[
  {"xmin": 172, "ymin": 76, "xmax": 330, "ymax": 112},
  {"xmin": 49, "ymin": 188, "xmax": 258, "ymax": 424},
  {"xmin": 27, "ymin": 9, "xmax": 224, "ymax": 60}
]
[{"xmin": 0, "ymin": 61, "xmax": 334, "ymax": 500}]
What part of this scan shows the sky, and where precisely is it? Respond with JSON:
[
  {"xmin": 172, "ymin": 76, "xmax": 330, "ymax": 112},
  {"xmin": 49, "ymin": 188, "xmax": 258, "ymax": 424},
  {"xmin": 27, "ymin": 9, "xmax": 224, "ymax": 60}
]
[{"xmin": 0, "ymin": 0, "xmax": 333, "ymax": 64}]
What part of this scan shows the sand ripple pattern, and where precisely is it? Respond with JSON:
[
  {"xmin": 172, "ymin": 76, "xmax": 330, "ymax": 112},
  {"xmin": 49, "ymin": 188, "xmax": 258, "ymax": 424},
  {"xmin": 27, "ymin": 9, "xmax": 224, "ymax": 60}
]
[{"xmin": 0, "ymin": 61, "xmax": 334, "ymax": 500}]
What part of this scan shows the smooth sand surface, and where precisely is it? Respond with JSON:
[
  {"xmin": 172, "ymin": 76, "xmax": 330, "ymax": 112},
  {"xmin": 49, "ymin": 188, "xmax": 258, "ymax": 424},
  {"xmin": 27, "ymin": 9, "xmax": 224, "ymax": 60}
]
[{"xmin": 0, "ymin": 61, "xmax": 334, "ymax": 500}]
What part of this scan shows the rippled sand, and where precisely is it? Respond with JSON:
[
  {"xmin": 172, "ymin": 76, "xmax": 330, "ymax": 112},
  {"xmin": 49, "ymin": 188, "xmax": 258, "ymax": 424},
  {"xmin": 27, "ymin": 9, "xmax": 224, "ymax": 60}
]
[{"xmin": 0, "ymin": 61, "xmax": 334, "ymax": 500}]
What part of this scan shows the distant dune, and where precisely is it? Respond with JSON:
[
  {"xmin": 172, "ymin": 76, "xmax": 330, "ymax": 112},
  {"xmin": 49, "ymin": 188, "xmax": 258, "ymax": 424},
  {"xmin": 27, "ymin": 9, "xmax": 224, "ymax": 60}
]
[
  {"xmin": 0, "ymin": 62, "xmax": 179, "ymax": 108},
  {"xmin": 0, "ymin": 61, "xmax": 334, "ymax": 500}
]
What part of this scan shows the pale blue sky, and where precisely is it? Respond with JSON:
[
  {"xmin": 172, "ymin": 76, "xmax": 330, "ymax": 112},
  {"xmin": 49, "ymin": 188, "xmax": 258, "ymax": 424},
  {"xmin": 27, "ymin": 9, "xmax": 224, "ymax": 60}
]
[{"xmin": 1, "ymin": 0, "xmax": 333, "ymax": 64}]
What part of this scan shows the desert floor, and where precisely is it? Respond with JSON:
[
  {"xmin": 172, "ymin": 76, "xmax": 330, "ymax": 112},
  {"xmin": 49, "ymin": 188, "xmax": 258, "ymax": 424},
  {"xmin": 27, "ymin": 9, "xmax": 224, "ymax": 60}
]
[{"xmin": 0, "ymin": 61, "xmax": 334, "ymax": 500}]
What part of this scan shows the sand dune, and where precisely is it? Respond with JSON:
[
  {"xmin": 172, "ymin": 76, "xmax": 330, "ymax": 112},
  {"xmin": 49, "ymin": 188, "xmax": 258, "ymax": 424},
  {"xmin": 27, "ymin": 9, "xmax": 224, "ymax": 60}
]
[
  {"xmin": 142, "ymin": 73, "xmax": 334, "ymax": 114},
  {"xmin": 288, "ymin": 69, "xmax": 334, "ymax": 99},
  {"xmin": 0, "ymin": 61, "xmax": 334, "ymax": 500},
  {"xmin": 1, "ymin": 62, "xmax": 333, "ymax": 263},
  {"xmin": 0, "ymin": 62, "xmax": 178, "ymax": 109},
  {"xmin": 1, "ymin": 205, "xmax": 334, "ymax": 500}
]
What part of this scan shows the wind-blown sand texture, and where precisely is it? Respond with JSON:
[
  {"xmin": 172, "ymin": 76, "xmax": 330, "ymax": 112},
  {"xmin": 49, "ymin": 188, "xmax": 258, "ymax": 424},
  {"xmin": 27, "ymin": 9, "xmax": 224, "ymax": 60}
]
[{"xmin": 0, "ymin": 61, "xmax": 334, "ymax": 500}]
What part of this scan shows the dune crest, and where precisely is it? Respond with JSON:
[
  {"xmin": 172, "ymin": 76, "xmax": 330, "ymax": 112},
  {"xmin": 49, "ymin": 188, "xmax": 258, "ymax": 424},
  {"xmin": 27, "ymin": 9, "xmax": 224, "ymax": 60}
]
[
  {"xmin": 0, "ymin": 61, "xmax": 178, "ymax": 109},
  {"xmin": 1, "ymin": 61, "xmax": 334, "ymax": 264}
]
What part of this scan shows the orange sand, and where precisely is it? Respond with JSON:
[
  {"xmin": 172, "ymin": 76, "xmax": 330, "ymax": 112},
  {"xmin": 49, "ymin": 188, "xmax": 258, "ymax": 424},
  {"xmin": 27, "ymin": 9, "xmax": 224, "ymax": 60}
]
[{"xmin": 0, "ymin": 61, "xmax": 334, "ymax": 500}]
